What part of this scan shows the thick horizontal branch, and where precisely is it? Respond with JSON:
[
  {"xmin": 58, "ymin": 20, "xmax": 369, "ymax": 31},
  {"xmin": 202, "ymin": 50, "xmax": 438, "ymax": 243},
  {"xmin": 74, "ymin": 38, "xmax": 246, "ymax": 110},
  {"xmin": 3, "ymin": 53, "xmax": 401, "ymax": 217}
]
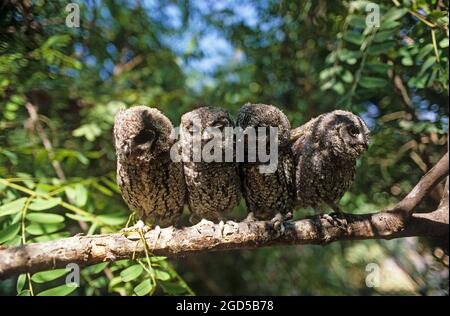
[
  {"xmin": 0, "ymin": 205, "xmax": 447, "ymax": 280},
  {"xmin": 394, "ymin": 152, "xmax": 448, "ymax": 219},
  {"xmin": 0, "ymin": 152, "xmax": 448, "ymax": 280}
]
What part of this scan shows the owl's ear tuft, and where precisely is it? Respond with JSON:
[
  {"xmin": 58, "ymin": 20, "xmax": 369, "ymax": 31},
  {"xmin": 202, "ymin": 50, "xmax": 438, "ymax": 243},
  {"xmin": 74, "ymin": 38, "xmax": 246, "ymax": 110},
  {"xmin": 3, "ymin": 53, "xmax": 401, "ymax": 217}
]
[{"xmin": 141, "ymin": 110, "xmax": 156, "ymax": 130}]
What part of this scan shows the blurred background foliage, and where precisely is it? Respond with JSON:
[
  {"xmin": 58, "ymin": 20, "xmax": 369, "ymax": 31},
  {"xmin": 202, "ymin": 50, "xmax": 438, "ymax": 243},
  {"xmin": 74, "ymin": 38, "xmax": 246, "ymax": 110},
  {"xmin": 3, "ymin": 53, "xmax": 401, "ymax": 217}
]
[{"xmin": 0, "ymin": 0, "xmax": 448, "ymax": 295}]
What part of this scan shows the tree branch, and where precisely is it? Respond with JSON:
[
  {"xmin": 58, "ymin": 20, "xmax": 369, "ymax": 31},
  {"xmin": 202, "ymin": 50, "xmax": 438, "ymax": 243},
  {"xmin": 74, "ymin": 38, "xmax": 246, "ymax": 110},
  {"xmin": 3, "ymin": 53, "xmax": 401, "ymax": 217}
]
[
  {"xmin": 392, "ymin": 152, "xmax": 448, "ymax": 220},
  {"xmin": 0, "ymin": 153, "xmax": 448, "ymax": 280}
]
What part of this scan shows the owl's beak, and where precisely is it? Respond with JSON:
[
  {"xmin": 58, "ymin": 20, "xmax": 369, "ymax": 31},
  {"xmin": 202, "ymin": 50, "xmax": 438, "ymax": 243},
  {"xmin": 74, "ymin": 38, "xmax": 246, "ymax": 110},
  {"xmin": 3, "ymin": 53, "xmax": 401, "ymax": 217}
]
[
  {"xmin": 356, "ymin": 133, "xmax": 368, "ymax": 150},
  {"xmin": 290, "ymin": 128, "xmax": 304, "ymax": 142}
]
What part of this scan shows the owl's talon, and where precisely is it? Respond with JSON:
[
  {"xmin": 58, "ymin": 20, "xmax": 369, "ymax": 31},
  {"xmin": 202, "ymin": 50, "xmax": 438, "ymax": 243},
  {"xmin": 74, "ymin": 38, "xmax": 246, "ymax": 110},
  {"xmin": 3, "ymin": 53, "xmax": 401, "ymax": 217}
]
[
  {"xmin": 334, "ymin": 212, "xmax": 349, "ymax": 233},
  {"xmin": 322, "ymin": 213, "xmax": 349, "ymax": 233},
  {"xmin": 151, "ymin": 225, "xmax": 162, "ymax": 250},
  {"xmin": 244, "ymin": 212, "xmax": 255, "ymax": 223},
  {"xmin": 322, "ymin": 213, "xmax": 334, "ymax": 223},
  {"xmin": 121, "ymin": 220, "xmax": 151, "ymax": 240},
  {"xmin": 270, "ymin": 213, "xmax": 288, "ymax": 235},
  {"xmin": 285, "ymin": 212, "xmax": 293, "ymax": 220},
  {"xmin": 223, "ymin": 220, "xmax": 239, "ymax": 236},
  {"xmin": 197, "ymin": 218, "xmax": 215, "ymax": 226},
  {"xmin": 217, "ymin": 220, "xmax": 225, "ymax": 238}
]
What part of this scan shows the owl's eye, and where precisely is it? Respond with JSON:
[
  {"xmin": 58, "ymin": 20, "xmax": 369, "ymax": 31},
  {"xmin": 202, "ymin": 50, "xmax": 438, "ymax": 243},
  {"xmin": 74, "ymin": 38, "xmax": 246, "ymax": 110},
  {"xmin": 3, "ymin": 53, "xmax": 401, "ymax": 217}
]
[
  {"xmin": 134, "ymin": 129, "xmax": 155, "ymax": 145},
  {"xmin": 348, "ymin": 126, "xmax": 360, "ymax": 136},
  {"xmin": 188, "ymin": 123, "xmax": 200, "ymax": 134}
]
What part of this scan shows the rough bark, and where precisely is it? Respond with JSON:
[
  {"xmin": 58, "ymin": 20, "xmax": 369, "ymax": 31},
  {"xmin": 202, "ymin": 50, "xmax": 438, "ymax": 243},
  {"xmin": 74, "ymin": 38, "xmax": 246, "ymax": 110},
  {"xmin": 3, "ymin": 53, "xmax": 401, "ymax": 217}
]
[{"xmin": 0, "ymin": 153, "xmax": 448, "ymax": 280}]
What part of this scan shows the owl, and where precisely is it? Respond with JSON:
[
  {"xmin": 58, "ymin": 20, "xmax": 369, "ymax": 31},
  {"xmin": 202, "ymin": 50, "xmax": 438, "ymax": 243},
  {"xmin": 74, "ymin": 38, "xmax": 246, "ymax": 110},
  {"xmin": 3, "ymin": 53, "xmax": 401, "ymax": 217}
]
[
  {"xmin": 114, "ymin": 105, "xmax": 186, "ymax": 228},
  {"xmin": 291, "ymin": 110, "xmax": 370, "ymax": 219},
  {"xmin": 236, "ymin": 103, "xmax": 295, "ymax": 227},
  {"xmin": 180, "ymin": 106, "xmax": 241, "ymax": 223}
]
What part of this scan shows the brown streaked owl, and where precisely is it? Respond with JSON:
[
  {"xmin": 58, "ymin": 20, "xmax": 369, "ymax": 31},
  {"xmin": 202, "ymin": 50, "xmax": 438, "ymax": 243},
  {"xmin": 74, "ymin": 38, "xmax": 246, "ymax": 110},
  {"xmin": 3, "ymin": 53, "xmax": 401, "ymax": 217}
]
[
  {"xmin": 291, "ymin": 110, "xmax": 370, "ymax": 217},
  {"xmin": 180, "ymin": 106, "xmax": 241, "ymax": 223},
  {"xmin": 236, "ymin": 103, "xmax": 295, "ymax": 226},
  {"xmin": 114, "ymin": 105, "xmax": 186, "ymax": 228}
]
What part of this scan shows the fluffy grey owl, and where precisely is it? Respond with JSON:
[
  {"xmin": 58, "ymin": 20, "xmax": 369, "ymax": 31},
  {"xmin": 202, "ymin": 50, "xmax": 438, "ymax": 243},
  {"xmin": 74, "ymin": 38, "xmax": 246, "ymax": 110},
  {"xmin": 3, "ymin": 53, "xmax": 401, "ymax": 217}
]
[
  {"xmin": 114, "ymin": 105, "xmax": 186, "ymax": 228},
  {"xmin": 291, "ymin": 110, "xmax": 370, "ymax": 218},
  {"xmin": 180, "ymin": 106, "xmax": 241, "ymax": 223},
  {"xmin": 236, "ymin": 104, "xmax": 295, "ymax": 225}
]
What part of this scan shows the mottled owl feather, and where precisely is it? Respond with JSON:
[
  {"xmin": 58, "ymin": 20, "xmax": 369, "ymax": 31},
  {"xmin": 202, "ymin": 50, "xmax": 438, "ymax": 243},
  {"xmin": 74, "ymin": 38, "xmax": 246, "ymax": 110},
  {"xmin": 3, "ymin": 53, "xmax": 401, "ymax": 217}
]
[
  {"xmin": 292, "ymin": 110, "xmax": 370, "ymax": 210},
  {"xmin": 114, "ymin": 105, "xmax": 186, "ymax": 227},
  {"xmin": 237, "ymin": 103, "xmax": 295, "ymax": 220},
  {"xmin": 180, "ymin": 106, "xmax": 241, "ymax": 222}
]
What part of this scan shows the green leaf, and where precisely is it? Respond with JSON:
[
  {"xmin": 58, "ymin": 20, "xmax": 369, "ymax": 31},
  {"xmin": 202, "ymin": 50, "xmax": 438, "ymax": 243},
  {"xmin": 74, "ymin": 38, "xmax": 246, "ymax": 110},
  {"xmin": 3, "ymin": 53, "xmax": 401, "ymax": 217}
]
[
  {"xmin": 150, "ymin": 256, "xmax": 167, "ymax": 263},
  {"xmin": 373, "ymin": 29, "xmax": 398, "ymax": 42},
  {"xmin": 439, "ymin": 38, "xmax": 449, "ymax": 48},
  {"xmin": 26, "ymin": 212, "xmax": 65, "ymax": 224},
  {"xmin": 98, "ymin": 213, "xmax": 127, "ymax": 226},
  {"xmin": 28, "ymin": 198, "xmax": 61, "ymax": 211},
  {"xmin": 358, "ymin": 77, "xmax": 388, "ymax": 89},
  {"xmin": 337, "ymin": 49, "xmax": 362, "ymax": 64},
  {"xmin": 348, "ymin": 15, "xmax": 366, "ymax": 28},
  {"xmin": 368, "ymin": 42, "xmax": 396, "ymax": 55},
  {"xmin": 380, "ymin": 20, "xmax": 401, "ymax": 30},
  {"xmin": 75, "ymin": 184, "xmax": 88, "ymax": 207},
  {"xmin": 332, "ymin": 81, "xmax": 345, "ymax": 95},
  {"xmin": 1, "ymin": 150, "xmax": 18, "ymax": 165},
  {"xmin": 134, "ymin": 279, "xmax": 152, "ymax": 296},
  {"xmin": 87, "ymin": 262, "xmax": 109, "ymax": 274},
  {"xmin": 154, "ymin": 269, "xmax": 171, "ymax": 281},
  {"xmin": 32, "ymin": 232, "xmax": 70, "ymax": 242},
  {"xmin": 108, "ymin": 276, "xmax": 123, "ymax": 292},
  {"xmin": 64, "ymin": 184, "xmax": 88, "ymax": 207},
  {"xmin": 92, "ymin": 182, "xmax": 113, "ymax": 196},
  {"xmin": 42, "ymin": 34, "xmax": 71, "ymax": 50},
  {"xmin": 0, "ymin": 197, "xmax": 27, "ymax": 217},
  {"xmin": 16, "ymin": 173, "xmax": 35, "ymax": 189},
  {"xmin": 72, "ymin": 123, "xmax": 102, "ymax": 142},
  {"xmin": 417, "ymin": 44, "xmax": 434, "ymax": 60},
  {"xmin": 366, "ymin": 63, "xmax": 393, "ymax": 74},
  {"xmin": 343, "ymin": 31, "xmax": 364, "ymax": 45},
  {"xmin": 65, "ymin": 213, "xmax": 94, "ymax": 223},
  {"xmin": 382, "ymin": 8, "xmax": 408, "ymax": 22},
  {"xmin": 101, "ymin": 178, "xmax": 120, "ymax": 193},
  {"xmin": 31, "ymin": 269, "xmax": 68, "ymax": 283},
  {"xmin": 4, "ymin": 235, "xmax": 21, "ymax": 246},
  {"xmin": 17, "ymin": 274, "xmax": 27, "ymax": 293},
  {"xmin": 0, "ymin": 222, "xmax": 20, "ymax": 244},
  {"xmin": 37, "ymin": 283, "xmax": 78, "ymax": 296},
  {"xmin": 159, "ymin": 280, "xmax": 189, "ymax": 295},
  {"xmin": 418, "ymin": 56, "xmax": 436, "ymax": 76},
  {"xmin": 340, "ymin": 70, "xmax": 354, "ymax": 83},
  {"xmin": 120, "ymin": 264, "xmax": 143, "ymax": 282},
  {"xmin": 401, "ymin": 56, "xmax": 414, "ymax": 66},
  {"xmin": 319, "ymin": 66, "xmax": 342, "ymax": 80},
  {"xmin": 18, "ymin": 290, "xmax": 31, "ymax": 296},
  {"xmin": 25, "ymin": 223, "xmax": 65, "ymax": 235}
]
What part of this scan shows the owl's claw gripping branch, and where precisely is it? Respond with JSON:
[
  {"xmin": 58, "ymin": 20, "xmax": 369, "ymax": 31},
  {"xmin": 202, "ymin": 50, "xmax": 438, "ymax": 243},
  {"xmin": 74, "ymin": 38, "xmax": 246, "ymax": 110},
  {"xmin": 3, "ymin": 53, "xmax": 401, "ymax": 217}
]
[
  {"xmin": 0, "ymin": 153, "xmax": 447, "ymax": 280},
  {"xmin": 121, "ymin": 220, "xmax": 152, "ymax": 240},
  {"xmin": 270, "ymin": 212, "xmax": 293, "ymax": 235}
]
